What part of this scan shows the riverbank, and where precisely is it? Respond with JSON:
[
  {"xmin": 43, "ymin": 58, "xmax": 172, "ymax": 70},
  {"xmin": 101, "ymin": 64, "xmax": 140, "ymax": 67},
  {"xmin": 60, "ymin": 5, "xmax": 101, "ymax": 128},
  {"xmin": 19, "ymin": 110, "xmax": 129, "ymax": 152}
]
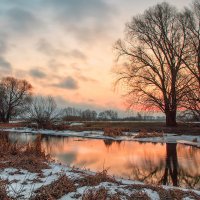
[{"xmin": 3, "ymin": 127, "xmax": 200, "ymax": 147}]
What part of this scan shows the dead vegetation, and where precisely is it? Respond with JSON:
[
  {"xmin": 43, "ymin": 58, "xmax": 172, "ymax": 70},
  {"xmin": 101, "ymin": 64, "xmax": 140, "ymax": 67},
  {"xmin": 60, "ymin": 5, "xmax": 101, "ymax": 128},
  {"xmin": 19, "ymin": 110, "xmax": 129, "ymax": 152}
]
[
  {"xmin": 79, "ymin": 169, "xmax": 117, "ymax": 187},
  {"xmin": 0, "ymin": 179, "xmax": 11, "ymax": 200},
  {"xmin": 134, "ymin": 130, "xmax": 164, "ymax": 138},
  {"xmin": 0, "ymin": 132, "xmax": 50, "ymax": 173},
  {"xmin": 82, "ymin": 187, "xmax": 108, "ymax": 200},
  {"xmin": 31, "ymin": 175, "xmax": 76, "ymax": 200},
  {"xmin": 82, "ymin": 187, "xmax": 121, "ymax": 200},
  {"xmin": 103, "ymin": 128, "xmax": 129, "ymax": 137},
  {"xmin": 125, "ymin": 184, "xmax": 200, "ymax": 200}
]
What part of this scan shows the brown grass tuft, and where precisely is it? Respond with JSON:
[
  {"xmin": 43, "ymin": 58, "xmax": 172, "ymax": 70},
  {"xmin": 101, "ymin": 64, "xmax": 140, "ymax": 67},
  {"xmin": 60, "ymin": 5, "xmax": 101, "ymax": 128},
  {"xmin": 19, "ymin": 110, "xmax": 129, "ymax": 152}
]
[
  {"xmin": 103, "ymin": 128, "xmax": 127, "ymax": 137},
  {"xmin": 127, "ymin": 191, "xmax": 151, "ymax": 200},
  {"xmin": 135, "ymin": 130, "xmax": 164, "ymax": 138},
  {"xmin": 82, "ymin": 187, "xmax": 108, "ymax": 200},
  {"xmin": 79, "ymin": 169, "xmax": 117, "ymax": 187},
  {"xmin": 0, "ymin": 179, "xmax": 11, "ymax": 200},
  {"xmin": 82, "ymin": 187, "xmax": 121, "ymax": 200},
  {"xmin": 31, "ymin": 174, "xmax": 76, "ymax": 200}
]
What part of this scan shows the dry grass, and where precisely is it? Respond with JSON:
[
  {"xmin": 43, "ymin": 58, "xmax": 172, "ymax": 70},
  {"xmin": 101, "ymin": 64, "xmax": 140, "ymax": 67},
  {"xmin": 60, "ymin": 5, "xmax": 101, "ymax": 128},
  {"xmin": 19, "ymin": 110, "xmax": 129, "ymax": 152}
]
[
  {"xmin": 127, "ymin": 191, "xmax": 151, "ymax": 200},
  {"xmin": 82, "ymin": 187, "xmax": 121, "ymax": 200},
  {"xmin": 126, "ymin": 184, "xmax": 200, "ymax": 200},
  {"xmin": 82, "ymin": 187, "xmax": 151, "ymax": 200},
  {"xmin": 79, "ymin": 170, "xmax": 117, "ymax": 187},
  {"xmin": 31, "ymin": 174, "xmax": 76, "ymax": 200},
  {"xmin": 82, "ymin": 187, "xmax": 108, "ymax": 200},
  {"xmin": 0, "ymin": 132, "xmax": 50, "ymax": 173},
  {"xmin": 0, "ymin": 122, "xmax": 26, "ymax": 128},
  {"xmin": 27, "ymin": 122, "xmax": 70, "ymax": 131},
  {"xmin": 103, "ymin": 128, "xmax": 128, "ymax": 137},
  {"xmin": 134, "ymin": 130, "xmax": 164, "ymax": 138},
  {"xmin": 0, "ymin": 179, "xmax": 11, "ymax": 200},
  {"xmin": 84, "ymin": 121, "xmax": 200, "ymax": 135}
]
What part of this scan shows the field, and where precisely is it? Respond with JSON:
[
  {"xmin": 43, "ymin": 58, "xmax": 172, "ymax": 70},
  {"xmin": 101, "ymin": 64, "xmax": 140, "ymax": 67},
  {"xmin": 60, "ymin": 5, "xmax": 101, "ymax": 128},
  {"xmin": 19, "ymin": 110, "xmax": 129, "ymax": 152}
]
[{"xmin": 1, "ymin": 121, "xmax": 200, "ymax": 135}]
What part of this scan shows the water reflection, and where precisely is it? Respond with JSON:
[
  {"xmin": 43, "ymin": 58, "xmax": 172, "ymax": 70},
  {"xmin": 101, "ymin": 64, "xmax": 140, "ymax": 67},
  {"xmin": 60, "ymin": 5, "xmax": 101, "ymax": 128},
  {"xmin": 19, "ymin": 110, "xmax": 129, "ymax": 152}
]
[
  {"xmin": 6, "ymin": 132, "xmax": 200, "ymax": 189},
  {"xmin": 162, "ymin": 143, "xmax": 178, "ymax": 186}
]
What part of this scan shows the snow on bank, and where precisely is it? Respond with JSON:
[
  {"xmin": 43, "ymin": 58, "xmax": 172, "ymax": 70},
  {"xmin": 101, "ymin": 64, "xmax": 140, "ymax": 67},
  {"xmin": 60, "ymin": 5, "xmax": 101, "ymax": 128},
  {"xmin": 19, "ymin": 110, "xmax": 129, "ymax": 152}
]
[
  {"xmin": 69, "ymin": 122, "xmax": 84, "ymax": 126},
  {"xmin": 3, "ymin": 127, "xmax": 200, "ymax": 147},
  {"xmin": 1, "ymin": 163, "xmax": 199, "ymax": 200}
]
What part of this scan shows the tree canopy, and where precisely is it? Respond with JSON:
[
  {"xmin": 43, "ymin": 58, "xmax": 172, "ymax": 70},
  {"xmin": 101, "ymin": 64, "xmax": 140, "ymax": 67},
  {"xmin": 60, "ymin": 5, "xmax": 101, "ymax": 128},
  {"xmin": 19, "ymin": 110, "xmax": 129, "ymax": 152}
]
[{"xmin": 115, "ymin": 2, "xmax": 197, "ymax": 126}]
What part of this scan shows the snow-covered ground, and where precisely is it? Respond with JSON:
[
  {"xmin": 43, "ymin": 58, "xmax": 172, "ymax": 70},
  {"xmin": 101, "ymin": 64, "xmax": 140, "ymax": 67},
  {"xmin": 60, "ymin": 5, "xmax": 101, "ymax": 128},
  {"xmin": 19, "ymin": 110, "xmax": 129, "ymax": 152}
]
[
  {"xmin": 3, "ymin": 127, "xmax": 200, "ymax": 147},
  {"xmin": 1, "ymin": 163, "xmax": 199, "ymax": 200}
]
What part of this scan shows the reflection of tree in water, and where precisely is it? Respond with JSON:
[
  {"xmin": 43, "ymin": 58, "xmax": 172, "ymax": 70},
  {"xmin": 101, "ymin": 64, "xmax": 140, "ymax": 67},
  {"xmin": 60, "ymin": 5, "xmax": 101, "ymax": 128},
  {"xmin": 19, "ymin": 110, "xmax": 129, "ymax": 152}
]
[
  {"xmin": 161, "ymin": 143, "xmax": 178, "ymax": 186},
  {"xmin": 103, "ymin": 139, "xmax": 122, "ymax": 148},
  {"xmin": 126, "ymin": 143, "xmax": 200, "ymax": 189}
]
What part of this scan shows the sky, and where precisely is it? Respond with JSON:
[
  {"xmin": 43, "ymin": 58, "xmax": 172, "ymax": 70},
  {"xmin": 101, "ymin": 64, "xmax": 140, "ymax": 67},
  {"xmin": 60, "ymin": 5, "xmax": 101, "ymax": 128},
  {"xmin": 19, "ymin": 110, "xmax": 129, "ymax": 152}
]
[{"xmin": 0, "ymin": 0, "xmax": 191, "ymax": 114}]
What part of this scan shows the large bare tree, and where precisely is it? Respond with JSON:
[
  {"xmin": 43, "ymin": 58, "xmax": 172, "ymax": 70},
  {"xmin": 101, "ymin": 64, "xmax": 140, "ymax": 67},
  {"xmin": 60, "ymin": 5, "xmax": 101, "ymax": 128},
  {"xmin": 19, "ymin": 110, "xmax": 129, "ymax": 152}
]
[
  {"xmin": 0, "ymin": 77, "xmax": 32, "ymax": 122},
  {"xmin": 180, "ymin": 0, "xmax": 200, "ymax": 120},
  {"xmin": 115, "ymin": 2, "xmax": 192, "ymax": 126}
]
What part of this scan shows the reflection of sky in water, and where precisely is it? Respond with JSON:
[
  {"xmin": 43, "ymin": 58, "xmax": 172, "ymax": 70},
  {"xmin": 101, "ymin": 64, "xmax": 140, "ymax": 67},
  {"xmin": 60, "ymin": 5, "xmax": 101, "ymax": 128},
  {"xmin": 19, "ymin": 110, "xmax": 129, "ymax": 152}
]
[{"xmin": 7, "ymin": 132, "xmax": 200, "ymax": 189}]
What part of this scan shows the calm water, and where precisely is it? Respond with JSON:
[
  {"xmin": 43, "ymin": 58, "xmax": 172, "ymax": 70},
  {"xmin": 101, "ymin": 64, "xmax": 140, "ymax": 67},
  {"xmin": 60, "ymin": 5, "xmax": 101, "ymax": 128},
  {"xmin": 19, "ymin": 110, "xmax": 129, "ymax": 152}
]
[{"xmin": 7, "ymin": 132, "xmax": 200, "ymax": 189}]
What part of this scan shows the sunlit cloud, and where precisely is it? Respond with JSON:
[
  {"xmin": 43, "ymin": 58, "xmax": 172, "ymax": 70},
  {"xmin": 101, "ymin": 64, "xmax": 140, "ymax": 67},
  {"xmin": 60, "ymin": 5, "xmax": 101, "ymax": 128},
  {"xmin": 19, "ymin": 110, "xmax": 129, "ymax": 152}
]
[{"xmin": 0, "ymin": 0, "xmax": 191, "ymax": 113}]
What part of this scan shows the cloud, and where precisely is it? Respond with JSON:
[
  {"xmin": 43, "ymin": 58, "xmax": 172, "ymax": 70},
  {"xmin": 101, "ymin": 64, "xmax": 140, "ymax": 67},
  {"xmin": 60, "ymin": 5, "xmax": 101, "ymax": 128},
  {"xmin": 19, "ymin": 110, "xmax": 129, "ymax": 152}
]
[
  {"xmin": 47, "ymin": 0, "xmax": 113, "ymax": 20},
  {"xmin": 0, "ymin": 56, "xmax": 12, "ymax": 70},
  {"xmin": 37, "ymin": 38, "xmax": 87, "ymax": 60},
  {"xmin": 76, "ymin": 74, "xmax": 97, "ymax": 83},
  {"xmin": 0, "ymin": 35, "xmax": 12, "ymax": 72},
  {"xmin": 69, "ymin": 50, "xmax": 87, "ymax": 60},
  {"xmin": 53, "ymin": 76, "xmax": 79, "ymax": 90},
  {"xmin": 0, "ymin": 39, "xmax": 7, "ymax": 54},
  {"xmin": 3, "ymin": 7, "xmax": 42, "ymax": 35},
  {"xmin": 37, "ymin": 38, "xmax": 63, "ymax": 57},
  {"xmin": 44, "ymin": 0, "xmax": 116, "ymax": 42},
  {"xmin": 29, "ymin": 69, "xmax": 46, "ymax": 79}
]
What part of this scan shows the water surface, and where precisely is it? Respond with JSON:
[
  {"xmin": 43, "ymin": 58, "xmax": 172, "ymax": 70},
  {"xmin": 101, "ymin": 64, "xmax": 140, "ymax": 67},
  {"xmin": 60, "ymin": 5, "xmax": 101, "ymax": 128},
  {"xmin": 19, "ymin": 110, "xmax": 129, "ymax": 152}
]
[{"xmin": 7, "ymin": 132, "xmax": 200, "ymax": 189}]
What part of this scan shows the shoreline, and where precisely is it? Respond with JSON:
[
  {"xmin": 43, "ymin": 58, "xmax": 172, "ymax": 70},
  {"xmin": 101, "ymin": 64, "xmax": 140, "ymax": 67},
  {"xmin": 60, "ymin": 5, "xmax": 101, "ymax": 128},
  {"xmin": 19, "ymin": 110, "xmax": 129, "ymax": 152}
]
[
  {"xmin": 3, "ymin": 127, "xmax": 200, "ymax": 148},
  {"xmin": 1, "ymin": 121, "xmax": 200, "ymax": 135}
]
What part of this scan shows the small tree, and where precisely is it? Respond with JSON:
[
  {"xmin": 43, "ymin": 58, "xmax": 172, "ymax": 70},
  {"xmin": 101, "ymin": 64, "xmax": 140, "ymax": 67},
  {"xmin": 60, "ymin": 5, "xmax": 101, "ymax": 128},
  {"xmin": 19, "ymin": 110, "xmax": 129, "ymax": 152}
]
[
  {"xmin": 0, "ymin": 77, "xmax": 32, "ymax": 122},
  {"xmin": 27, "ymin": 96, "xmax": 62, "ymax": 128}
]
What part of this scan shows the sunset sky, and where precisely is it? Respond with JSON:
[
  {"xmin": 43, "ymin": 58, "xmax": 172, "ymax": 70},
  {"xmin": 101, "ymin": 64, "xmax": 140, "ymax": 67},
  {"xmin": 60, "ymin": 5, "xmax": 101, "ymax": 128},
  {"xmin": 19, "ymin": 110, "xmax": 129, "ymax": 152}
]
[{"xmin": 0, "ymin": 0, "xmax": 191, "ymax": 113}]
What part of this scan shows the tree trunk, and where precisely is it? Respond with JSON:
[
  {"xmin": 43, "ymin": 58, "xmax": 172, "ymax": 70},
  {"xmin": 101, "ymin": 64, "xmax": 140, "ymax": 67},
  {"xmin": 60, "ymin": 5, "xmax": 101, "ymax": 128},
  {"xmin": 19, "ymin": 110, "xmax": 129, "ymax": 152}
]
[
  {"xmin": 5, "ymin": 113, "xmax": 10, "ymax": 123},
  {"xmin": 0, "ymin": 115, "xmax": 7, "ymax": 123},
  {"xmin": 165, "ymin": 110, "xmax": 177, "ymax": 126}
]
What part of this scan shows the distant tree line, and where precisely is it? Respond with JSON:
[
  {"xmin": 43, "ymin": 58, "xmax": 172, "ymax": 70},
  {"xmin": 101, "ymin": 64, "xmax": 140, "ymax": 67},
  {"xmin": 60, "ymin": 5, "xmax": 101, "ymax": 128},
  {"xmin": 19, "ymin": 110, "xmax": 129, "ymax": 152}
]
[
  {"xmin": 0, "ymin": 76, "xmax": 165, "ymax": 125},
  {"xmin": 63, "ymin": 107, "xmax": 118, "ymax": 121}
]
